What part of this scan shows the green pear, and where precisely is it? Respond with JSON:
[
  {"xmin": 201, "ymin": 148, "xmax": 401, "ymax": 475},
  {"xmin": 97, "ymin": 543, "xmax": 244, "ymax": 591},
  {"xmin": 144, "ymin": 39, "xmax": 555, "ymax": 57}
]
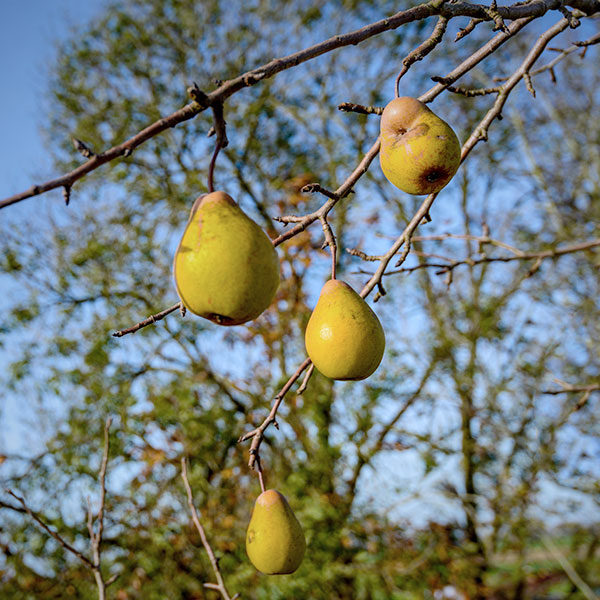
[
  {"xmin": 380, "ymin": 96, "xmax": 461, "ymax": 195},
  {"xmin": 305, "ymin": 279, "xmax": 385, "ymax": 381},
  {"xmin": 246, "ymin": 489, "xmax": 306, "ymax": 575},
  {"xmin": 173, "ymin": 191, "xmax": 279, "ymax": 326}
]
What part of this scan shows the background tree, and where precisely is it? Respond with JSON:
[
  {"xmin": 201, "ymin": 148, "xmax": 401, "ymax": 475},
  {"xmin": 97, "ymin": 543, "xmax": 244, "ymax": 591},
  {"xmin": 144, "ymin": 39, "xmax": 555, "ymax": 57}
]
[{"xmin": 0, "ymin": 0, "xmax": 599, "ymax": 598}]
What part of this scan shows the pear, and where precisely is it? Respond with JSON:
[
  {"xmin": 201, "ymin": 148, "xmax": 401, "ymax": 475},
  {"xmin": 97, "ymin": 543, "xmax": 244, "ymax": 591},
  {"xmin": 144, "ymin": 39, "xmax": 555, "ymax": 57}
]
[
  {"xmin": 305, "ymin": 279, "xmax": 385, "ymax": 381},
  {"xmin": 173, "ymin": 191, "xmax": 279, "ymax": 326},
  {"xmin": 246, "ymin": 489, "xmax": 306, "ymax": 575},
  {"xmin": 379, "ymin": 96, "xmax": 461, "ymax": 195}
]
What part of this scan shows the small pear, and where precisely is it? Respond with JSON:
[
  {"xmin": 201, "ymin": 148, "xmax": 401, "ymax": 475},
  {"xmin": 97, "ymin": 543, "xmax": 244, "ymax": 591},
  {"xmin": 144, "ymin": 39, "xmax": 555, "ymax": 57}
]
[
  {"xmin": 246, "ymin": 489, "xmax": 306, "ymax": 575},
  {"xmin": 380, "ymin": 97, "xmax": 461, "ymax": 195},
  {"xmin": 173, "ymin": 191, "xmax": 279, "ymax": 326},
  {"xmin": 305, "ymin": 279, "xmax": 385, "ymax": 381}
]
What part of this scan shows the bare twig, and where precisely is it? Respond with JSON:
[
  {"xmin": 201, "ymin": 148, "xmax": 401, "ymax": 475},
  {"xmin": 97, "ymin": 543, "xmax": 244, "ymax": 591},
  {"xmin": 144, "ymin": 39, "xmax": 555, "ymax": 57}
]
[
  {"xmin": 207, "ymin": 102, "xmax": 229, "ymax": 193},
  {"xmin": 238, "ymin": 358, "xmax": 312, "ymax": 469},
  {"xmin": 319, "ymin": 215, "xmax": 338, "ymax": 279},
  {"xmin": 272, "ymin": 140, "xmax": 381, "ymax": 247},
  {"xmin": 180, "ymin": 458, "xmax": 237, "ymax": 600},
  {"xmin": 543, "ymin": 382, "xmax": 600, "ymax": 395},
  {"xmin": 297, "ymin": 363, "xmax": 315, "ymax": 395},
  {"xmin": 455, "ymin": 17, "xmax": 486, "ymax": 41},
  {"xmin": 385, "ymin": 238, "xmax": 600, "ymax": 277},
  {"xmin": 112, "ymin": 301, "xmax": 183, "ymax": 337},
  {"xmin": 346, "ymin": 247, "xmax": 384, "ymax": 261},
  {"xmin": 338, "ymin": 102, "xmax": 383, "ymax": 115},
  {"xmin": 6, "ymin": 490, "xmax": 94, "ymax": 568},
  {"xmin": 543, "ymin": 379, "xmax": 600, "ymax": 409},
  {"xmin": 542, "ymin": 536, "xmax": 599, "ymax": 600},
  {"xmin": 395, "ymin": 15, "xmax": 449, "ymax": 96},
  {"xmin": 87, "ymin": 416, "xmax": 113, "ymax": 600},
  {"xmin": 443, "ymin": 84, "xmax": 502, "ymax": 97}
]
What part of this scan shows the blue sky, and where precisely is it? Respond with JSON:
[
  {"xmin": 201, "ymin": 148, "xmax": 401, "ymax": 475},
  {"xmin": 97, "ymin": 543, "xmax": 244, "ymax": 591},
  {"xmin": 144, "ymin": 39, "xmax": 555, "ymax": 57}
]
[{"xmin": 0, "ymin": 1, "xmax": 108, "ymax": 201}]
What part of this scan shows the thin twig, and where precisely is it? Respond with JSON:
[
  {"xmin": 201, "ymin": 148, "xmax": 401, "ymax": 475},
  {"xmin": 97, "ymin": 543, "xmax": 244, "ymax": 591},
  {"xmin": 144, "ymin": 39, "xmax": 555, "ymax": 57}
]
[
  {"xmin": 181, "ymin": 458, "xmax": 236, "ymax": 600},
  {"xmin": 395, "ymin": 15, "xmax": 449, "ymax": 96},
  {"xmin": 386, "ymin": 238, "xmax": 600, "ymax": 276},
  {"xmin": 6, "ymin": 490, "xmax": 94, "ymax": 568},
  {"xmin": 238, "ymin": 358, "xmax": 312, "ymax": 469},
  {"xmin": 254, "ymin": 455, "xmax": 267, "ymax": 494},
  {"xmin": 319, "ymin": 215, "xmax": 338, "ymax": 280},
  {"xmin": 297, "ymin": 364, "xmax": 315, "ymax": 395},
  {"xmin": 543, "ymin": 380, "xmax": 600, "ymax": 396},
  {"xmin": 338, "ymin": 102, "xmax": 383, "ymax": 115},
  {"xmin": 112, "ymin": 301, "xmax": 183, "ymax": 337}
]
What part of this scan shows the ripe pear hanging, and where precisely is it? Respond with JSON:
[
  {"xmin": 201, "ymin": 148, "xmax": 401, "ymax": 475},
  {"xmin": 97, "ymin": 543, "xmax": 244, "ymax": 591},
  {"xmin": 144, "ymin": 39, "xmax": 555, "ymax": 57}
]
[
  {"xmin": 246, "ymin": 489, "xmax": 306, "ymax": 575},
  {"xmin": 380, "ymin": 97, "xmax": 461, "ymax": 195},
  {"xmin": 305, "ymin": 279, "xmax": 385, "ymax": 381},
  {"xmin": 173, "ymin": 191, "xmax": 279, "ymax": 325}
]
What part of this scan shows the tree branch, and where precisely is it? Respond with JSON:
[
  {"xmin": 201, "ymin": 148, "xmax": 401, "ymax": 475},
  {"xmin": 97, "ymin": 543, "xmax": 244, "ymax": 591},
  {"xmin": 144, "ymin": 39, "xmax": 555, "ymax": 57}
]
[
  {"xmin": 2, "ymin": 0, "xmax": 595, "ymax": 210},
  {"xmin": 180, "ymin": 458, "xmax": 237, "ymax": 600},
  {"xmin": 112, "ymin": 301, "xmax": 184, "ymax": 337},
  {"xmin": 238, "ymin": 357, "xmax": 312, "ymax": 469}
]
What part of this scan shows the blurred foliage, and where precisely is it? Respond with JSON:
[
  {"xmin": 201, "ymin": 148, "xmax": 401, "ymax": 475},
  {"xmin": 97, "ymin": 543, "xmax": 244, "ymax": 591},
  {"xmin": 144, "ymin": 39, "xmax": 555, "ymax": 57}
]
[{"xmin": 0, "ymin": 0, "xmax": 599, "ymax": 598}]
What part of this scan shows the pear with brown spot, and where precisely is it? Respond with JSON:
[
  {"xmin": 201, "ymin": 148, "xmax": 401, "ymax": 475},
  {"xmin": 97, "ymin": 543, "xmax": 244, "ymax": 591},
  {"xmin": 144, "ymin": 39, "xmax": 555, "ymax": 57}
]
[
  {"xmin": 173, "ymin": 191, "xmax": 279, "ymax": 325},
  {"xmin": 380, "ymin": 97, "xmax": 461, "ymax": 195},
  {"xmin": 246, "ymin": 489, "xmax": 306, "ymax": 575}
]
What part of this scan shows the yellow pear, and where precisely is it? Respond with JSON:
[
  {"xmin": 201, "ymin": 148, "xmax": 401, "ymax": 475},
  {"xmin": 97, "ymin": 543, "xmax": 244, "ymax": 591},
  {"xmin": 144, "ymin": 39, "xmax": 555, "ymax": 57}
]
[
  {"xmin": 173, "ymin": 191, "xmax": 279, "ymax": 326},
  {"xmin": 380, "ymin": 96, "xmax": 461, "ymax": 195},
  {"xmin": 305, "ymin": 279, "xmax": 385, "ymax": 381},
  {"xmin": 246, "ymin": 489, "xmax": 306, "ymax": 575}
]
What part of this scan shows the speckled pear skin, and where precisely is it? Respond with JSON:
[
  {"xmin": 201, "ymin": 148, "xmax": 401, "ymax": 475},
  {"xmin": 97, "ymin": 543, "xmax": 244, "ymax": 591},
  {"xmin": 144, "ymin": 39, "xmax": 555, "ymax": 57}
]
[
  {"xmin": 380, "ymin": 97, "xmax": 461, "ymax": 195},
  {"xmin": 246, "ymin": 489, "xmax": 306, "ymax": 575},
  {"xmin": 173, "ymin": 191, "xmax": 279, "ymax": 326},
  {"xmin": 305, "ymin": 279, "xmax": 385, "ymax": 381}
]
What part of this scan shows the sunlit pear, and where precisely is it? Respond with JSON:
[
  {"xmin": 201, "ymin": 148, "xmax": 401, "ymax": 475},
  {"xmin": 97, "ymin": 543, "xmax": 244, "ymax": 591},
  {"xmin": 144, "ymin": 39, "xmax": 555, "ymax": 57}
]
[
  {"xmin": 246, "ymin": 489, "xmax": 306, "ymax": 575},
  {"xmin": 380, "ymin": 96, "xmax": 461, "ymax": 195},
  {"xmin": 305, "ymin": 279, "xmax": 385, "ymax": 381},
  {"xmin": 173, "ymin": 191, "xmax": 279, "ymax": 326}
]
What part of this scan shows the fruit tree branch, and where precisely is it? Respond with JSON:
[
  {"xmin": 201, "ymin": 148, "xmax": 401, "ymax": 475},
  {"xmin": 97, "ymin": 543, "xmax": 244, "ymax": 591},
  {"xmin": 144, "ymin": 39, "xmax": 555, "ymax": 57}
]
[
  {"xmin": 238, "ymin": 357, "xmax": 312, "ymax": 469},
  {"xmin": 112, "ymin": 301, "xmax": 184, "ymax": 338},
  {"xmin": 1, "ymin": 0, "xmax": 597, "ymax": 211},
  {"xmin": 5, "ymin": 489, "xmax": 95, "ymax": 569},
  {"xmin": 381, "ymin": 238, "xmax": 600, "ymax": 277}
]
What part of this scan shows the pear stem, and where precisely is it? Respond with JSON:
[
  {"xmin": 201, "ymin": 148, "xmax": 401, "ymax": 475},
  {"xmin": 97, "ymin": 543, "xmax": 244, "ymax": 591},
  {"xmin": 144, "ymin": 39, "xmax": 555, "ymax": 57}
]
[
  {"xmin": 255, "ymin": 455, "xmax": 267, "ymax": 493},
  {"xmin": 207, "ymin": 140, "xmax": 223, "ymax": 194}
]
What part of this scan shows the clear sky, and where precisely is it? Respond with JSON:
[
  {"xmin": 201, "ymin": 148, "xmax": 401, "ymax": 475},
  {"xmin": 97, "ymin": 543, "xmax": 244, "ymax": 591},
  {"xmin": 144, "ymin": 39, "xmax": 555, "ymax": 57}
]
[{"xmin": 0, "ymin": 1, "xmax": 108, "ymax": 201}]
